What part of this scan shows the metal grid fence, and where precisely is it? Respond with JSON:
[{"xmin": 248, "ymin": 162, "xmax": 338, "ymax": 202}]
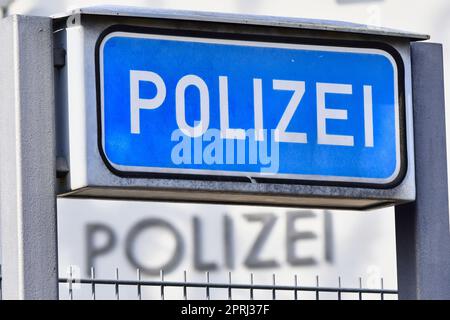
[
  {"xmin": 0, "ymin": 266, "xmax": 398, "ymax": 300},
  {"xmin": 4, "ymin": 266, "xmax": 400, "ymax": 300}
]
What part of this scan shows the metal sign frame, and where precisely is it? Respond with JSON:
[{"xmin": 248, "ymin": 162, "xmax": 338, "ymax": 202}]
[{"xmin": 52, "ymin": 7, "xmax": 419, "ymax": 210}]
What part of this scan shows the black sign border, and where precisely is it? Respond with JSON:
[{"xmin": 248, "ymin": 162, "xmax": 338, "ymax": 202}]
[{"xmin": 95, "ymin": 24, "xmax": 407, "ymax": 189}]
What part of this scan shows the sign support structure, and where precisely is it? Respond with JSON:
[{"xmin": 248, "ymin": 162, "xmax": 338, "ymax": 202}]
[
  {"xmin": 52, "ymin": 8, "xmax": 421, "ymax": 210},
  {"xmin": 0, "ymin": 9, "xmax": 449, "ymax": 300},
  {"xmin": 0, "ymin": 15, "xmax": 59, "ymax": 300},
  {"xmin": 395, "ymin": 42, "xmax": 450, "ymax": 300}
]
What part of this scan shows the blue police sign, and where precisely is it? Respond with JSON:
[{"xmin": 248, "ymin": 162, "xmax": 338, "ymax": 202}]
[{"xmin": 97, "ymin": 28, "xmax": 404, "ymax": 186}]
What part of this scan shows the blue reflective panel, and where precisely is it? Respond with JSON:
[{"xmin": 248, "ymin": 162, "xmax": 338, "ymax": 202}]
[{"xmin": 99, "ymin": 31, "xmax": 403, "ymax": 185}]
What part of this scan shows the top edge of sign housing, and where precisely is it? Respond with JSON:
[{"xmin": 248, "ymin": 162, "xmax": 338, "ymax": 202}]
[{"xmin": 51, "ymin": 5, "xmax": 429, "ymax": 41}]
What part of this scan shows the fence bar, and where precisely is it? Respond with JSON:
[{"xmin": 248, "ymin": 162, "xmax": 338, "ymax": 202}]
[
  {"xmin": 316, "ymin": 276, "xmax": 319, "ymax": 300},
  {"xmin": 69, "ymin": 267, "xmax": 73, "ymax": 301},
  {"xmin": 0, "ymin": 265, "xmax": 2, "ymax": 301},
  {"xmin": 115, "ymin": 268, "xmax": 120, "ymax": 300},
  {"xmin": 250, "ymin": 273, "xmax": 254, "ymax": 300},
  {"xmin": 228, "ymin": 272, "xmax": 232, "ymax": 300},
  {"xmin": 91, "ymin": 268, "xmax": 96, "ymax": 300},
  {"xmin": 160, "ymin": 270, "xmax": 165, "ymax": 301},
  {"xmin": 183, "ymin": 271, "xmax": 187, "ymax": 300},
  {"xmin": 272, "ymin": 274, "xmax": 276, "ymax": 300},
  {"xmin": 137, "ymin": 269, "xmax": 142, "ymax": 300},
  {"xmin": 206, "ymin": 272, "xmax": 210, "ymax": 300},
  {"xmin": 294, "ymin": 275, "xmax": 298, "ymax": 301},
  {"xmin": 0, "ymin": 15, "xmax": 58, "ymax": 300},
  {"xmin": 338, "ymin": 277, "xmax": 342, "ymax": 300},
  {"xmin": 395, "ymin": 42, "xmax": 450, "ymax": 300},
  {"xmin": 358, "ymin": 278, "xmax": 363, "ymax": 301}
]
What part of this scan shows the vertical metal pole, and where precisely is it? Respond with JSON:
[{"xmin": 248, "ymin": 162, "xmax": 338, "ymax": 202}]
[
  {"xmin": 0, "ymin": 15, "xmax": 58, "ymax": 300},
  {"xmin": 395, "ymin": 42, "xmax": 450, "ymax": 300}
]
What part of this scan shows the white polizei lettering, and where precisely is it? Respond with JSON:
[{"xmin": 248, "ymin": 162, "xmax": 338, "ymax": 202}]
[
  {"xmin": 253, "ymin": 78, "xmax": 264, "ymax": 142},
  {"xmin": 219, "ymin": 76, "xmax": 245, "ymax": 139},
  {"xmin": 131, "ymin": 71, "xmax": 371, "ymax": 148},
  {"xmin": 176, "ymin": 74, "xmax": 210, "ymax": 137},
  {"xmin": 364, "ymin": 85, "xmax": 374, "ymax": 147},
  {"xmin": 130, "ymin": 70, "xmax": 166, "ymax": 134},
  {"xmin": 273, "ymin": 80, "xmax": 307, "ymax": 144},
  {"xmin": 316, "ymin": 83, "xmax": 354, "ymax": 147}
]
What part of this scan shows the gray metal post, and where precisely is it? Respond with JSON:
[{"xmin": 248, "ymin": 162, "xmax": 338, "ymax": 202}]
[
  {"xmin": 395, "ymin": 42, "xmax": 450, "ymax": 300},
  {"xmin": 0, "ymin": 16, "xmax": 58, "ymax": 299}
]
